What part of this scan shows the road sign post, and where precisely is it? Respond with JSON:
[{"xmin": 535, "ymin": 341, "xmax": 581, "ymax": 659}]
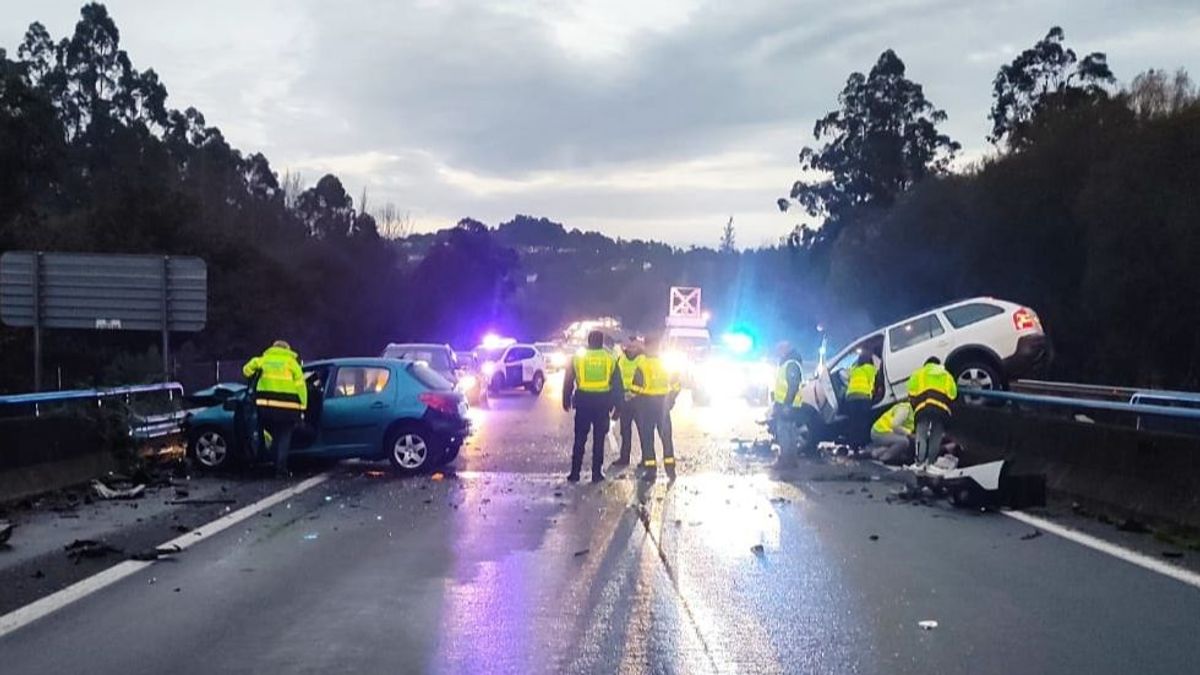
[{"xmin": 1, "ymin": 252, "xmax": 207, "ymax": 391}]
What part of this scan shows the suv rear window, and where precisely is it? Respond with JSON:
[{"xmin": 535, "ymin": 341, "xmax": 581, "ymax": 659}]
[
  {"xmin": 409, "ymin": 363, "xmax": 453, "ymax": 391},
  {"xmin": 944, "ymin": 303, "xmax": 1004, "ymax": 329},
  {"xmin": 889, "ymin": 314, "xmax": 946, "ymax": 352}
]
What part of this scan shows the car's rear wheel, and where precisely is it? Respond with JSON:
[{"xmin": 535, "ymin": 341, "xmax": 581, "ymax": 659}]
[
  {"xmin": 953, "ymin": 360, "xmax": 1003, "ymax": 404},
  {"xmin": 528, "ymin": 371, "xmax": 545, "ymax": 395},
  {"xmin": 386, "ymin": 425, "xmax": 442, "ymax": 475},
  {"xmin": 189, "ymin": 427, "xmax": 233, "ymax": 470}
]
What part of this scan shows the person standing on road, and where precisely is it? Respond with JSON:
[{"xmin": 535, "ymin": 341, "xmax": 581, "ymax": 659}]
[
  {"xmin": 907, "ymin": 357, "xmax": 958, "ymax": 469},
  {"xmin": 629, "ymin": 335, "xmax": 681, "ymax": 481},
  {"xmin": 844, "ymin": 350, "xmax": 879, "ymax": 450},
  {"xmin": 562, "ymin": 330, "xmax": 623, "ymax": 483},
  {"xmin": 772, "ymin": 342, "xmax": 805, "ymax": 459},
  {"xmin": 243, "ymin": 340, "xmax": 307, "ymax": 478},
  {"xmin": 611, "ymin": 337, "xmax": 642, "ymax": 468},
  {"xmin": 867, "ymin": 401, "xmax": 914, "ymax": 465}
]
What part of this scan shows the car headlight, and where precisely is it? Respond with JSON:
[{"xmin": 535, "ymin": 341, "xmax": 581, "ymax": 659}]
[
  {"xmin": 458, "ymin": 374, "xmax": 478, "ymax": 391},
  {"xmin": 550, "ymin": 352, "xmax": 568, "ymax": 368},
  {"xmin": 481, "ymin": 361, "xmax": 497, "ymax": 377},
  {"xmin": 754, "ymin": 363, "xmax": 775, "ymax": 387}
]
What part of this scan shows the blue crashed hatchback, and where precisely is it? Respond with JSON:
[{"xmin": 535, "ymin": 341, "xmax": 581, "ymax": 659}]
[{"xmin": 184, "ymin": 357, "xmax": 470, "ymax": 474}]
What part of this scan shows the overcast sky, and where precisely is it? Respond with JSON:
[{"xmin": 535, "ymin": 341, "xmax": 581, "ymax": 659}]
[{"xmin": 3, "ymin": 1, "xmax": 1199, "ymax": 246}]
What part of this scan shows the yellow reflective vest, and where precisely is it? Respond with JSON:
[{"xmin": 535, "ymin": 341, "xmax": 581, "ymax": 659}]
[
  {"xmin": 573, "ymin": 349, "xmax": 616, "ymax": 393},
  {"xmin": 773, "ymin": 359, "xmax": 803, "ymax": 407},
  {"xmin": 873, "ymin": 402, "xmax": 915, "ymax": 435},
  {"xmin": 846, "ymin": 363, "xmax": 878, "ymax": 399},
  {"xmin": 906, "ymin": 363, "xmax": 957, "ymax": 416},
  {"xmin": 616, "ymin": 354, "xmax": 639, "ymax": 390},
  {"xmin": 243, "ymin": 345, "xmax": 307, "ymax": 411},
  {"xmin": 630, "ymin": 355, "xmax": 676, "ymax": 396}
]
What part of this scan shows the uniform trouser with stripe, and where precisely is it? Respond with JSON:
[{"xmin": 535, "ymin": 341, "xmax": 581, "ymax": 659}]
[
  {"xmin": 571, "ymin": 394, "xmax": 610, "ymax": 479},
  {"xmin": 914, "ymin": 417, "xmax": 946, "ymax": 465},
  {"xmin": 635, "ymin": 395, "xmax": 674, "ymax": 472}
]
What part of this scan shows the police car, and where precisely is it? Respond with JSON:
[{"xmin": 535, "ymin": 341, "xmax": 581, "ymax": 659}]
[{"xmin": 475, "ymin": 339, "xmax": 548, "ymax": 395}]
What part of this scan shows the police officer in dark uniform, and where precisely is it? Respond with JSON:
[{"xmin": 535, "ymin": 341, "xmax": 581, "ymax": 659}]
[{"xmin": 562, "ymin": 330, "xmax": 624, "ymax": 483}]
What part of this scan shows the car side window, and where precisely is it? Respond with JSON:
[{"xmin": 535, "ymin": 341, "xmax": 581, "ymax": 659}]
[
  {"xmin": 505, "ymin": 347, "xmax": 534, "ymax": 362},
  {"xmin": 944, "ymin": 303, "xmax": 1004, "ymax": 329},
  {"xmin": 305, "ymin": 366, "xmax": 332, "ymax": 395},
  {"xmin": 888, "ymin": 314, "xmax": 945, "ymax": 353},
  {"xmin": 331, "ymin": 367, "xmax": 391, "ymax": 398}
]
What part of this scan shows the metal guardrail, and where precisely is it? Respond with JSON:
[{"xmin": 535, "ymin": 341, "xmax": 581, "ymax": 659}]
[
  {"xmin": 1010, "ymin": 379, "xmax": 1141, "ymax": 402},
  {"xmin": 0, "ymin": 383, "xmax": 187, "ymax": 440},
  {"xmin": 964, "ymin": 387, "xmax": 1200, "ymax": 421}
]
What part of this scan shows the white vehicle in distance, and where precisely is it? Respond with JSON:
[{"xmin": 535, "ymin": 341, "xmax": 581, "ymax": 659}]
[
  {"xmin": 535, "ymin": 341, "xmax": 569, "ymax": 371},
  {"xmin": 475, "ymin": 336, "xmax": 548, "ymax": 396},
  {"xmin": 800, "ymin": 297, "xmax": 1051, "ymax": 441}
]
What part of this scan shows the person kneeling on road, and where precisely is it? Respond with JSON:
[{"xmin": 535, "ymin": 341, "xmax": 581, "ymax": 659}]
[
  {"xmin": 868, "ymin": 401, "xmax": 914, "ymax": 465},
  {"xmin": 243, "ymin": 340, "xmax": 307, "ymax": 478},
  {"xmin": 907, "ymin": 357, "xmax": 958, "ymax": 469},
  {"xmin": 562, "ymin": 330, "xmax": 623, "ymax": 483}
]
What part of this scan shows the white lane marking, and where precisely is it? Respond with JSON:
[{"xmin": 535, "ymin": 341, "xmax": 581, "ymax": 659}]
[
  {"xmin": 1003, "ymin": 510, "xmax": 1200, "ymax": 590},
  {"xmin": 0, "ymin": 473, "xmax": 330, "ymax": 639}
]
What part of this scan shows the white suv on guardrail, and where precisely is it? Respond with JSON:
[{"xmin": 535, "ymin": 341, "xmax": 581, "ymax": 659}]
[{"xmin": 803, "ymin": 297, "xmax": 1051, "ymax": 429}]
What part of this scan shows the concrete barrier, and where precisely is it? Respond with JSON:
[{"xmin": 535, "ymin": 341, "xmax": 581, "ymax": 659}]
[{"xmin": 953, "ymin": 405, "xmax": 1200, "ymax": 528}]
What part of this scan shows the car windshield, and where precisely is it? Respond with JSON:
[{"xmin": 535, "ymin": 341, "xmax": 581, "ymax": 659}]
[
  {"xmin": 408, "ymin": 362, "xmax": 453, "ymax": 391},
  {"xmin": 477, "ymin": 347, "xmax": 506, "ymax": 363}
]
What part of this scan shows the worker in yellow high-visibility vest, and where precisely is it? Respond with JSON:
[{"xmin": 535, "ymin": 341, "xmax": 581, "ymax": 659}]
[
  {"xmin": 629, "ymin": 334, "xmax": 681, "ymax": 481},
  {"xmin": 243, "ymin": 340, "xmax": 307, "ymax": 478},
  {"xmin": 562, "ymin": 330, "xmax": 624, "ymax": 483},
  {"xmin": 867, "ymin": 401, "xmax": 914, "ymax": 465},
  {"xmin": 907, "ymin": 357, "xmax": 958, "ymax": 468},
  {"xmin": 611, "ymin": 337, "xmax": 643, "ymax": 468},
  {"xmin": 844, "ymin": 349, "xmax": 880, "ymax": 449}
]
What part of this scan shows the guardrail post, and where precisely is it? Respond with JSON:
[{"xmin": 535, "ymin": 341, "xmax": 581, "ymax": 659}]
[{"xmin": 32, "ymin": 252, "xmax": 42, "ymax": 392}]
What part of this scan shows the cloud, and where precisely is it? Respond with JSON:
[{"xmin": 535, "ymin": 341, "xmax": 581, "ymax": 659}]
[{"xmin": 2, "ymin": 0, "xmax": 1199, "ymax": 245}]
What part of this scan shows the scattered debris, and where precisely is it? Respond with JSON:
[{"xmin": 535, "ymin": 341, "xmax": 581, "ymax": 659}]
[
  {"xmin": 573, "ymin": 548, "xmax": 590, "ymax": 557},
  {"xmin": 554, "ymin": 491, "xmax": 563, "ymax": 498},
  {"xmin": 1020, "ymin": 530, "xmax": 1043, "ymax": 541},
  {"xmin": 172, "ymin": 524, "xmax": 192, "ymax": 533},
  {"xmin": 130, "ymin": 544, "xmax": 182, "ymax": 561},
  {"xmin": 303, "ymin": 533, "xmax": 319, "ymax": 541},
  {"xmin": 431, "ymin": 472, "xmax": 445, "ymax": 481},
  {"xmin": 423, "ymin": 498, "xmax": 433, "ymax": 504},
  {"xmin": 750, "ymin": 544, "xmax": 765, "ymax": 555},
  {"xmin": 167, "ymin": 499, "xmax": 237, "ymax": 506},
  {"xmin": 174, "ymin": 488, "xmax": 190, "ymax": 498},
  {"xmin": 365, "ymin": 470, "xmax": 387, "ymax": 478},
  {"xmin": 174, "ymin": 587, "xmax": 181, "ymax": 593},
  {"xmin": 918, "ymin": 620, "xmax": 939, "ymax": 630},
  {"xmin": 65, "ymin": 539, "xmax": 122, "ymax": 563},
  {"xmin": 0, "ymin": 520, "xmax": 13, "ymax": 544},
  {"xmin": 91, "ymin": 480, "xmax": 145, "ymax": 501},
  {"xmin": 869, "ymin": 534, "xmax": 879, "ymax": 541},
  {"xmin": 1162, "ymin": 551, "xmax": 1184, "ymax": 559},
  {"xmin": 31, "ymin": 569, "xmax": 44, "ymax": 579},
  {"xmin": 769, "ymin": 497, "xmax": 791, "ymax": 505},
  {"xmin": 1117, "ymin": 519, "xmax": 1151, "ymax": 534}
]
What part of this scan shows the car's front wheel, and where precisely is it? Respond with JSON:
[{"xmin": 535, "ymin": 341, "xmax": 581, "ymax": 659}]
[
  {"xmin": 528, "ymin": 371, "xmax": 545, "ymax": 395},
  {"xmin": 189, "ymin": 427, "xmax": 233, "ymax": 470},
  {"xmin": 385, "ymin": 425, "xmax": 442, "ymax": 475}
]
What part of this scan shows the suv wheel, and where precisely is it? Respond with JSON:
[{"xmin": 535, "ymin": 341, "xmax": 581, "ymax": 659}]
[
  {"xmin": 528, "ymin": 371, "xmax": 545, "ymax": 395},
  {"xmin": 954, "ymin": 361, "xmax": 1002, "ymax": 404}
]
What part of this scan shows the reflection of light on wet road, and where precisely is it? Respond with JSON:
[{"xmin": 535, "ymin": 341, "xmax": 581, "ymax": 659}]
[{"xmin": 673, "ymin": 473, "xmax": 782, "ymax": 555}]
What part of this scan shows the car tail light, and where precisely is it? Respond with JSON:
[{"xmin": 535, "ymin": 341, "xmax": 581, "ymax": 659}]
[
  {"xmin": 419, "ymin": 392, "xmax": 458, "ymax": 415},
  {"xmin": 1013, "ymin": 307, "xmax": 1040, "ymax": 332}
]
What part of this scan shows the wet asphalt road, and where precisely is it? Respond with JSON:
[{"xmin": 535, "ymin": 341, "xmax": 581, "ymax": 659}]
[{"xmin": 4, "ymin": 373, "xmax": 1200, "ymax": 674}]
